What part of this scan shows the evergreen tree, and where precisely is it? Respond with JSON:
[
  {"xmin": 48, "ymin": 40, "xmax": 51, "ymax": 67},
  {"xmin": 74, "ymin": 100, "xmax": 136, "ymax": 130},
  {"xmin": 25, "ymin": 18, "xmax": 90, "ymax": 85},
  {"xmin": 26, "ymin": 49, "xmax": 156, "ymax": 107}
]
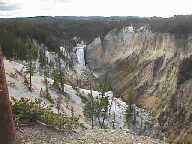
[
  {"xmin": 83, "ymin": 73, "xmax": 110, "ymax": 129},
  {"xmin": 99, "ymin": 96, "xmax": 109, "ymax": 128},
  {"xmin": 83, "ymin": 93, "xmax": 95, "ymax": 126},
  {"xmin": 44, "ymin": 64, "xmax": 49, "ymax": 96},
  {"xmin": 125, "ymin": 91, "xmax": 135, "ymax": 128},
  {"xmin": 84, "ymin": 94, "xmax": 110, "ymax": 129},
  {"xmin": 39, "ymin": 49, "xmax": 45, "ymax": 68},
  {"xmin": 24, "ymin": 37, "xmax": 38, "ymax": 91},
  {"xmin": 42, "ymin": 47, "xmax": 50, "ymax": 96},
  {"xmin": 96, "ymin": 74, "xmax": 111, "ymax": 128},
  {"xmin": 55, "ymin": 47, "xmax": 65, "ymax": 95},
  {"xmin": 53, "ymin": 68, "xmax": 60, "ymax": 90},
  {"xmin": 56, "ymin": 94, "xmax": 63, "ymax": 114},
  {"xmin": 58, "ymin": 55, "xmax": 64, "ymax": 94}
]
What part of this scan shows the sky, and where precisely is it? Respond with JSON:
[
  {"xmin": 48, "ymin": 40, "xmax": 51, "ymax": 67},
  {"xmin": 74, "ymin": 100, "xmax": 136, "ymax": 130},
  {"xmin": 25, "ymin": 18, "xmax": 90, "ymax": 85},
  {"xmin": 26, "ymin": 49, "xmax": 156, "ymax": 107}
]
[{"xmin": 0, "ymin": 0, "xmax": 192, "ymax": 18}]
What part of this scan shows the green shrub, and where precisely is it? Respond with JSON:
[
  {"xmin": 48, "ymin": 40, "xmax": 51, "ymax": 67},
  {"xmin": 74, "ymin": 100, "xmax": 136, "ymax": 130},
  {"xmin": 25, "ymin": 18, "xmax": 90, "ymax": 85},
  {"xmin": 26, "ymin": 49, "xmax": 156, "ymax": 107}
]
[
  {"xmin": 12, "ymin": 97, "xmax": 43, "ymax": 123},
  {"xmin": 11, "ymin": 97, "xmax": 79, "ymax": 129}
]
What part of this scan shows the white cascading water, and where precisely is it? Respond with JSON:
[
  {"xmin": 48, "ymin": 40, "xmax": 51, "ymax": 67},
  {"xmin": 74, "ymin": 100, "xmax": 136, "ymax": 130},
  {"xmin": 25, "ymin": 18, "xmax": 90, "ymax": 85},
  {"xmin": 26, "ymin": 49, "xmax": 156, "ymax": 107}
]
[{"xmin": 76, "ymin": 43, "xmax": 86, "ymax": 67}]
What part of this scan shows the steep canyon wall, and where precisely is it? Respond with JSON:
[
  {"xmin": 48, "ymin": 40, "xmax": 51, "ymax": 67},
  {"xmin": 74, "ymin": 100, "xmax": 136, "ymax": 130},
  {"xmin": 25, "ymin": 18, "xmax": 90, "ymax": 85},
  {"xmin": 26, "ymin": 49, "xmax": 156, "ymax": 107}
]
[{"xmin": 86, "ymin": 27, "xmax": 192, "ymax": 142}]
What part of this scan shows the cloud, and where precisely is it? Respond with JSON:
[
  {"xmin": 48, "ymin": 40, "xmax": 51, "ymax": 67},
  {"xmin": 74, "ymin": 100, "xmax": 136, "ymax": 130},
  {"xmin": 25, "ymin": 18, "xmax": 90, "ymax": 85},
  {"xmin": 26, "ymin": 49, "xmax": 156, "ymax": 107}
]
[
  {"xmin": 0, "ymin": 1, "xmax": 19, "ymax": 11},
  {"xmin": 0, "ymin": 0, "xmax": 192, "ymax": 18}
]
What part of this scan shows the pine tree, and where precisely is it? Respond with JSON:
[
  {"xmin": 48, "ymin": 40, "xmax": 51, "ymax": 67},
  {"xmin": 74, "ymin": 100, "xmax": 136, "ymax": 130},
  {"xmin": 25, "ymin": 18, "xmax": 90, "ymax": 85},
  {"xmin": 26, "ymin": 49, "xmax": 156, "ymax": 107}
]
[
  {"xmin": 25, "ymin": 57, "xmax": 35, "ymax": 91},
  {"xmin": 24, "ymin": 37, "xmax": 37, "ymax": 91},
  {"xmin": 125, "ymin": 91, "xmax": 135, "ymax": 128},
  {"xmin": 96, "ymin": 74, "xmax": 111, "ymax": 128},
  {"xmin": 39, "ymin": 49, "xmax": 45, "ymax": 68},
  {"xmin": 44, "ymin": 64, "xmax": 49, "ymax": 97},
  {"xmin": 56, "ymin": 47, "xmax": 65, "ymax": 95},
  {"xmin": 58, "ymin": 56, "xmax": 64, "ymax": 94},
  {"xmin": 84, "ymin": 93, "xmax": 95, "ymax": 126},
  {"xmin": 53, "ymin": 68, "xmax": 60, "ymax": 90},
  {"xmin": 83, "ymin": 72, "xmax": 112, "ymax": 129},
  {"xmin": 42, "ymin": 49, "xmax": 50, "ymax": 97},
  {"xmin": 56, "ymin": 94, "xmax": 63, "ymax": 114},
  {"xmin": 99, "ymin": 96, "xmax": 109, "ymax": 128}
]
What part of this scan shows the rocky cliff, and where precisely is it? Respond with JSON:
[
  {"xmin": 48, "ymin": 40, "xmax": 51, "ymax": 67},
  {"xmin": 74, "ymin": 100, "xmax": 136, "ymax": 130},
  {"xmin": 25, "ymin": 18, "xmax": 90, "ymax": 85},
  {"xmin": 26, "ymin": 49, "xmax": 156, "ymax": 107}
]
[{"xmin": 86, "ymin": 26, "xmax": 192, "ymax": 143}]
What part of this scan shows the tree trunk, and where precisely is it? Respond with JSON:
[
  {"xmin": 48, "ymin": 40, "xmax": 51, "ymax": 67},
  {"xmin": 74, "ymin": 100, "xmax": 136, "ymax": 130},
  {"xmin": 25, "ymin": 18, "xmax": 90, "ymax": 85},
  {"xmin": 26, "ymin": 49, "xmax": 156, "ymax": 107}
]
[
  {"xmin": 112, "ymin": 112, "xmax": 116, "ymax": 129},
  {"xmin": 101, "ymin": 108, "xmax": 108, "ymax": 129},
  {"xmin": 58, "ymin": 56, "xmax": 64, "ymax": 94},
  {"xmin": 29, "ymin": 60, "xmax": 32, "ymax": 91},
  {"xmin": 89, "ymin": 79, "xmax": 94, "ymax": 129},
  {"xmin": 0, "ymin": 54, "xmax": 16, "ymax": 144}
]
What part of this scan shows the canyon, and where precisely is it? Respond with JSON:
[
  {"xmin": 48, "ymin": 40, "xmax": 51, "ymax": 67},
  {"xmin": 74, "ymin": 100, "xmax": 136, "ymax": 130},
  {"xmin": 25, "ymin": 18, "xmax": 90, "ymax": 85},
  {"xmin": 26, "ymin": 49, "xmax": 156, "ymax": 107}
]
[
  {"xmin": 86, "ymin": 26, "xmax": 192, "ymax": 143},
  {"xmin": 1, "ymin": 16, "xmax": 192, "ymax": 143}
]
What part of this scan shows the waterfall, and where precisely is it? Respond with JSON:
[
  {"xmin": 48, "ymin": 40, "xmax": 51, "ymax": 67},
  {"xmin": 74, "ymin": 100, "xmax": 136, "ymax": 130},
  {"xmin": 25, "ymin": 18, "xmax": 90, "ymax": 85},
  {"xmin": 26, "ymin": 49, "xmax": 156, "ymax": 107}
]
[{"xmin": 76, "ymin": 43, "xmax": 86, "ymax": 67}]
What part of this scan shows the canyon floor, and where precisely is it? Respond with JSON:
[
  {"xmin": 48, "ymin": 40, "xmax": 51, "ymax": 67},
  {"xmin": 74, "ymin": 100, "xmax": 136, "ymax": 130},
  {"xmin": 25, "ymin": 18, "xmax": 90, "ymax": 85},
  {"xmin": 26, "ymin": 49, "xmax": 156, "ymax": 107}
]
[{"xmin": 16, "ymin": 124, "xmax": 166, "ymax": 144}]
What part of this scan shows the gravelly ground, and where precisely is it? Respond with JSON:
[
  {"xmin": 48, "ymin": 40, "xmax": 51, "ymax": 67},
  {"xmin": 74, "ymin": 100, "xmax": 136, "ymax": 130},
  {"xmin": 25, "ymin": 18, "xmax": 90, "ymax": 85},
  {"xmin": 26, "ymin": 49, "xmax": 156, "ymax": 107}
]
[
  {"xmin": 16, "ymin": 124, "xmax": 166, "ymax": 144},
  {"xmin": 16, "ymin": 124, "xmax": 79, "ymax": 144}
]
